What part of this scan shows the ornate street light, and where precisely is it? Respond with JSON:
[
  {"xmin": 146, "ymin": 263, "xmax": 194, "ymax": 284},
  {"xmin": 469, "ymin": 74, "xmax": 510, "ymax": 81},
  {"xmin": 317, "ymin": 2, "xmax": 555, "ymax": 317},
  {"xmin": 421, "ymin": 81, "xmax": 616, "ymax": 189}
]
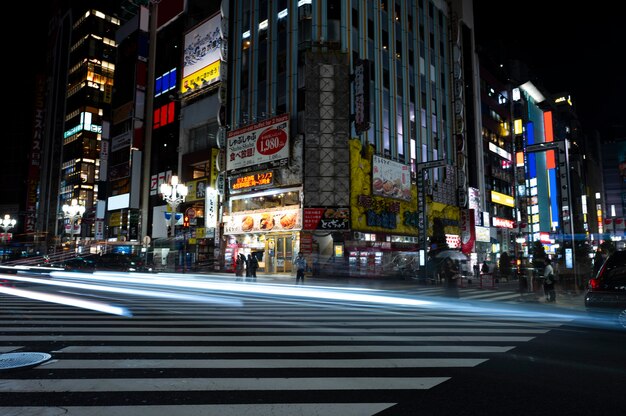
[
  {"xmin": 160, "ymin": 175, "xmax": 188, "ymax": 212},
  {"xmin": 1, "ymin": 214, "xmax": 17, "ymax": 262},
  {"xmin": 161, "ymin": 175, "xmax": 188, "ymax": 238},
  {"xmin": 160, "ymin": 175, "xmax": 188, "ymax": 271},
  {"xmin": 62, "ymin": 199, "xmax": 85, "ymax": 253}
]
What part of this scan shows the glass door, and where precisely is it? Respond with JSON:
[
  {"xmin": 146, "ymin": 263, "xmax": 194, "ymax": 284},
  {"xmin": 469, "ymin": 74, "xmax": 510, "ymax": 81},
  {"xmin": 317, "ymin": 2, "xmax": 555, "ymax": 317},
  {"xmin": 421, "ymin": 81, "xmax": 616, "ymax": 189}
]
[{"xmin": 267, "ymin": 235, "xmax": 293, "ymax": 273}]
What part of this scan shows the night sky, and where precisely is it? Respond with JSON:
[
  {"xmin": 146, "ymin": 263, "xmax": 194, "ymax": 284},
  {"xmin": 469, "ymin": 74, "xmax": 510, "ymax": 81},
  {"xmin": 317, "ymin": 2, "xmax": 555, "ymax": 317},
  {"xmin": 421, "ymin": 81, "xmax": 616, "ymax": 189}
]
[
  {"xmin": 3, "ymin": 1, "xmax": 624, "ymax": 171},
  {"xmin": 474, "ymin": 0, "xmax": 625, "ymax": 140}
]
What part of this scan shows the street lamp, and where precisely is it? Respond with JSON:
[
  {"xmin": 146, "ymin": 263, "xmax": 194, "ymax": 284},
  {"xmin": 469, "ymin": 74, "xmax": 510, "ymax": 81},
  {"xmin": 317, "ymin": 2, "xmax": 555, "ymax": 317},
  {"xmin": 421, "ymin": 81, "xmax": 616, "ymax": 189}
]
[
  {"xmin": 160, "ymin": 175, "xmax": 188, "ymax": 212},
  {"xmin": 1, "ymin": 214, "xmax": 17, "ymax": 262},
  {"xmin": 62, "ymin": 199, "xmax": 85, "ymax": 254},
  {"xmin": 160, "ymin": 175, "xmax": 188, "ymax": 238},
  {"xmin": 160, "ymin": 175, "xmax": 188, "ymax": 271}
]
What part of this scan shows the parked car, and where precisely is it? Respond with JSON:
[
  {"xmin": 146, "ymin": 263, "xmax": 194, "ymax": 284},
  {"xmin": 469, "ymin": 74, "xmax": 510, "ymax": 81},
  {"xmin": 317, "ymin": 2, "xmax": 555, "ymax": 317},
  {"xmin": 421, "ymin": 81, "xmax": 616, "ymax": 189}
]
[
  {"xmin": 62, "ymin": 256, "xmax": 97, "ymax": 272},
  {"xmin": 585, "ymin": 250, "xmax": 626, "ymax": 329},
  {"xmin": 95, "ymin": 253, "xmax": 154, "ymax": 273}
]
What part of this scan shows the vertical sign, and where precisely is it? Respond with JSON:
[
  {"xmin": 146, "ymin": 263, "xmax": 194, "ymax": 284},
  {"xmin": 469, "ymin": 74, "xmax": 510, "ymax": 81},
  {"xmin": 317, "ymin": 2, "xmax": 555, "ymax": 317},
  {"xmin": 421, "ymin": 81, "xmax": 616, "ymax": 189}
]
[
  {"xmin": 95, "ymin": 220, "xmax": 104, "ymax": 240},
  {"xmin": 205, "ymin": 188, "xmax": 218, "ymax": 229},
  {"xmin": 25, "ymin": 75, "xmax": 46, "ymax": 233},
  {"xmin": 354, "ymin": 59, "xmax": 370, "ymax": 134},
  {"xmin": 150, "ymin": 174, "xmax": 158, "ymax": 195}
]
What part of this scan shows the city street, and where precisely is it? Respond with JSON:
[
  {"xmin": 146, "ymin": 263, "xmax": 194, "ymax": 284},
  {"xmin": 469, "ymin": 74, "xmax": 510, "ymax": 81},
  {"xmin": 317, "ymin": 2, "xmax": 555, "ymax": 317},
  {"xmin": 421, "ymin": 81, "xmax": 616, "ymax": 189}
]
[{"xmin": 0, "ymin": 270, "xmax": 625, "ymax": 415}]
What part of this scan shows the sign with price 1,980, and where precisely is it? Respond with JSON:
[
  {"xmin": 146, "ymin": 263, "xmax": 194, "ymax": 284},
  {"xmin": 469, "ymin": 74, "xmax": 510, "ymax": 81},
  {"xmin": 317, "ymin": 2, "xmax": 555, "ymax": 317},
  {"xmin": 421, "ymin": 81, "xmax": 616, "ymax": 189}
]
[{"xmin": 226, "ymin": 114, "xmax": 290, "ymax": 171}]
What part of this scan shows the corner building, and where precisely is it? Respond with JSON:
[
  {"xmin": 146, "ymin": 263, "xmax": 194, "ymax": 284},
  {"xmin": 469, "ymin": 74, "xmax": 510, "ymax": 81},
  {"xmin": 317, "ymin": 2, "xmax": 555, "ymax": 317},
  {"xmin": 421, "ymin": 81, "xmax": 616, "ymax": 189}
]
[{"xmin": 225, "ymin": 0, "xmax": 470, "ymax": 276}]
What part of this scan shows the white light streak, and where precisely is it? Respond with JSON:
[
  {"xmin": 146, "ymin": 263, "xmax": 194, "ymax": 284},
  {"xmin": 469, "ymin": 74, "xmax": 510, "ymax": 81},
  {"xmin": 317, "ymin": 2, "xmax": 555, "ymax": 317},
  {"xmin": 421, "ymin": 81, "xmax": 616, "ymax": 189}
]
[{"xmin": 0, "ymin": 286, "xmax": 130, "ymax": 317}]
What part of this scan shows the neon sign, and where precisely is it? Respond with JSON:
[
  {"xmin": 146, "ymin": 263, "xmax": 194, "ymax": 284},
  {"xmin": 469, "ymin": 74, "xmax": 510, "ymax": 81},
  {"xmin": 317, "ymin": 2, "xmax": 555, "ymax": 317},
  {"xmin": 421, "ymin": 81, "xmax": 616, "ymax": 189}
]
[{"xmin": 231, "ymin": 171, "xmax": 274, "ymax": 190}]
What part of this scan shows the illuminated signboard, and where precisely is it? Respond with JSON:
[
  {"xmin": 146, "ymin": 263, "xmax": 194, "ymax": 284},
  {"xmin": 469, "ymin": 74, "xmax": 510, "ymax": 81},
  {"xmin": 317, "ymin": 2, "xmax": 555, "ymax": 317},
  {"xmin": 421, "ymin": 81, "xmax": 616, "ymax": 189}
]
[
  {"xmin": 230, "ymin": 171, "xmax": 274, "ymax": 191},
  {"xmin": 491, "ymin": 190, "xmax": 515, "ymax": 208},
  {"xmin": 492, "ymin": 217, "xmax": 515, "ymax": 228}
]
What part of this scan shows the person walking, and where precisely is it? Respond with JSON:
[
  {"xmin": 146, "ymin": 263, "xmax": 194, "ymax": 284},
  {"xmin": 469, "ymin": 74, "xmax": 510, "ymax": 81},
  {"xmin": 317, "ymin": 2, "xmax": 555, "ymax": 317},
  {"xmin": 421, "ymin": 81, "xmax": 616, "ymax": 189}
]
[
  {"xmin": 242, "ymin": 253, "xmax": 251, "ymax": 279},
  {"xmin": 248, "ymin": 253, "xmax": 258, "ymax": 281},
  {"xmin": 442, "ymin": 257, "xmax": 460, "ymax": 298},
  {"xmin": 543, "ymin": 257, "xmax": 556, "ymax": 302},
  {"xmin": 592, "ymin": 249, "xmax": 608, "ymax": 277},
  {"xmin": 235, "ymin": 253, "xmax": 245, "ymax": 280},
  {"xmin": 481, "ymin": 261, "xmax": 490, "ymax": 275},
  {"xmin": 295, "ymin": 252, "xmax": 307, "ymax": 285}
]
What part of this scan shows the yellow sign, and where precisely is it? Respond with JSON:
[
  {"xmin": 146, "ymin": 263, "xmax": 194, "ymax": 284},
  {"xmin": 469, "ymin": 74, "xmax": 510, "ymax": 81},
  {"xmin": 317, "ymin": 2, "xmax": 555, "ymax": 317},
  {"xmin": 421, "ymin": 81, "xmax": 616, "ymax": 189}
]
[
  {"xmin": 491, "ymin": 190, "xmax": 515, "ymax": 208},
  {"xmin": 181, "ymin": 61, "xmax": 221, "ymax": 94}
]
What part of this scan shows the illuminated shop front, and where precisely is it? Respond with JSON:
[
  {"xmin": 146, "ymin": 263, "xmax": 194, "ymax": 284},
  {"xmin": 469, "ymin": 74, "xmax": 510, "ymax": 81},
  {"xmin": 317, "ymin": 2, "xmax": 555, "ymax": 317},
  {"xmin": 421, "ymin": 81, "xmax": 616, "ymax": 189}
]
[
  {"xmin": 348, "ymin": 140, "xmax": 421, "ymax": 277},
  {"xmin": 223, "ymin": 188, "xmax": 302, "ymax": 274}
]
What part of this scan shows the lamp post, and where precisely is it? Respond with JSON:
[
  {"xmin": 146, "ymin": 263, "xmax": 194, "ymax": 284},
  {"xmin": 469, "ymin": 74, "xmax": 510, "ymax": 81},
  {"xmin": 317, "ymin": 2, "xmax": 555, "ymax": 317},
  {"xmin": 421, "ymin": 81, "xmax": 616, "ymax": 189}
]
[
  {"xmin": 1, "ymin": 214, "xmax": 17, "ymax": 262},
  {"xmin": 62, "ymin": 199, "xmax": 85, "ymax": 255},
  {"xmin": 160, "ymin": 175, "xmax": 188, "ymax": 270},
  {"xmin": 416, "ymin": 159, "xmax": 446, "ymax": 280}
]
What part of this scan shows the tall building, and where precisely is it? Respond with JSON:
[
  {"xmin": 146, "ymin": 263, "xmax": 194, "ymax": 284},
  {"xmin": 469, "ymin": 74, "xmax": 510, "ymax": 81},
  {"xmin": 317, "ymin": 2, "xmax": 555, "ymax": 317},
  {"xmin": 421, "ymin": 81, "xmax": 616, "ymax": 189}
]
[
  {"xmin": 221, "ymin": 0, "xmax": 476, "ymax": 275},
  {"xmin": 39, "ymin": 2, "xmax": 121, "ymax": 251},
  {"xmin": 477, "ymin": 54, "xmax": 515, "ymax": 264}
]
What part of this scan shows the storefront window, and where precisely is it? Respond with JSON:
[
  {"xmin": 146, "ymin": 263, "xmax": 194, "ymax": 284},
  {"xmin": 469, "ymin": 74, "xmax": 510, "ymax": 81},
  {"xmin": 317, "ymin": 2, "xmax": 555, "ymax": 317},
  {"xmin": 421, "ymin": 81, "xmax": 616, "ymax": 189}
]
[{"xmin": 231, "ymin": 191, "xmax": 300, "ymax": 212}]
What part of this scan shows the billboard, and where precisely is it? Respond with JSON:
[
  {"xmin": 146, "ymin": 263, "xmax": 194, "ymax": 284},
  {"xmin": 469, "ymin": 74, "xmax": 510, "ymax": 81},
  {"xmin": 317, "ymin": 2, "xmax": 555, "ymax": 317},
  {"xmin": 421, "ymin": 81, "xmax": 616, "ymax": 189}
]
[
  {"xmin": 226, "ymin": 114, "xmax": 290, "ymax": 171},
  {"xmin": 182, "ymin": 13, "xmax": 222, "ymax": 93},
  {"xmin": 223, "ymin": 206, "xmax": 301, "ymax": 235},
  {"xmin": 372, "ymin": 155, "xmax": 411, "ymax": 201}
]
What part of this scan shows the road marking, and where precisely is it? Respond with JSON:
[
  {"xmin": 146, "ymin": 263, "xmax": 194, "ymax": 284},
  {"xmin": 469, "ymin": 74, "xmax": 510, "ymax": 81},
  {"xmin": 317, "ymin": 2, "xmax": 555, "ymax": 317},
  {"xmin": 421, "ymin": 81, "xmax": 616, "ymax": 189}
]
[
  {"xmin": 39, "ymin": 358, "xmax": 488, "ymax": 369},
  {"xmin": 0, "ymin": 326, "xmax": 548, "ymax": 334},
  {"xmin": 0, "ymin": 377, "xmax": 450, "ymax": 392},
  {"xmin": 56, "ymin": 345, "xmax": 515, "ymax": 353},
  {"xmin": 0, "ymin": 335, "xmax": 536, "ymax": 342},
  {"xmin": 0, "ymin": 319, "xmax": 556, "ymax": 327},
  {"xmin": 0, "ymin": 403, "xmax": 396, "ymax": 416}
]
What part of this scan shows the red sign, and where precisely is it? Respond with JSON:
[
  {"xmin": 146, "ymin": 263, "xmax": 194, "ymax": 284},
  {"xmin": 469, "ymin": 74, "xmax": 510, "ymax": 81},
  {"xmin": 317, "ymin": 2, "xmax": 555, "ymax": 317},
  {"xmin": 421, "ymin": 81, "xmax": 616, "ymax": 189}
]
[
  {"xmin": 303, "ymin": 208, "xmax": 325, "ymax": 230},
  {"xmin": 257, "ymin": 128, "xmax": 287, "ymax": 155},
  {"xmin": 185, "ymin": 207, "xmax": 197, "ymax": 220},
  {"xmin": 300, "ymin": 234, "xmax": 313, "ymax": 254},
  {"xmin": 303, "ymin": 208, "xmax": 349, "ymax": 230},
  {"xmin": 492, "ymin": 217, "xmax": 515, "ymax": 229}
]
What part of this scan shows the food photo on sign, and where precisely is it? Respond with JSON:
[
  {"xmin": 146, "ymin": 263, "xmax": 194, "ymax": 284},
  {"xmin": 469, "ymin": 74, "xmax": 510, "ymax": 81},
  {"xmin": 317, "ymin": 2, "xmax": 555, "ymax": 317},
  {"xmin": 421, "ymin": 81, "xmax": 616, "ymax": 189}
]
[
  {"xmin": 224, "ymin": 207, "xmax": 302, "ymax": 235},
  {"xmin": 372, "ymin": 155, "xmax": 411, "ymax": 201}
]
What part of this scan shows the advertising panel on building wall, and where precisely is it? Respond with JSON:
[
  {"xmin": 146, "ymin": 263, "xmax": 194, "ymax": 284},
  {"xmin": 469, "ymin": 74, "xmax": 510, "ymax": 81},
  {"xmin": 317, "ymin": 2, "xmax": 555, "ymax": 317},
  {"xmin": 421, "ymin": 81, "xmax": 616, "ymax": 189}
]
[
  {"xmin": 347, "ymin": 139, "xmax": 420, "ymax": 277},
  {"xmin": 181, "ymin": 13, "xmax": 222, "ymax": 94},
  {"xmin": 226, "ymin": 114, "xmax": 290, "ymax": 172},
  {"xmin": 223, "ymin": 206, "xmax": 301, "ymax": 235},
  {"xmin": 184, "ymin": 178, "xmax": 208, "ymax": 202},
  {"xmin": 349, "ymin": 140, "xmax": 419, "ymax": 236},
  {"xmin": 303, "ymin": 208, "xmax": 350, "ymax": 231},
  {"xmin": 372, "ymin": 155, "xmax": 412, "ymax": 201}
]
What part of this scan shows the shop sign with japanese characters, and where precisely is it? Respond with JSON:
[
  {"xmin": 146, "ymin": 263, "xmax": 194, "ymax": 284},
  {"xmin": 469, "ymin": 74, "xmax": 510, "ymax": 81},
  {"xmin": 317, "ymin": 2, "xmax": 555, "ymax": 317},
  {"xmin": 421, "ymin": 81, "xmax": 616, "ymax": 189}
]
[{"xmin": 226, "ymin": 114, "xmax": 290, "ymax": 171}]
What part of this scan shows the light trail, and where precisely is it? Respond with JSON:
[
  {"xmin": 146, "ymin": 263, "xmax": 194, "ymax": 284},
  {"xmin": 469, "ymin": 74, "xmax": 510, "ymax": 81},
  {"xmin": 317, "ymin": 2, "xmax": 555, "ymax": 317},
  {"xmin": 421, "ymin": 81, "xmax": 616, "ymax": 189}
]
[{"xmin": 0, "ymin": 285, "xmax": 131, "ymax": 317}]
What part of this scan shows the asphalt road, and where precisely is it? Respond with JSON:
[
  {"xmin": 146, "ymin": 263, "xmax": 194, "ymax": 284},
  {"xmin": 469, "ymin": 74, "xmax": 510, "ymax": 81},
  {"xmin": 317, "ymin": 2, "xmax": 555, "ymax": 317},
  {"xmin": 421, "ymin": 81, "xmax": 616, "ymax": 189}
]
[{"xmin": 0, "ymin": 270, "xmax": 624, "ymax": 415}]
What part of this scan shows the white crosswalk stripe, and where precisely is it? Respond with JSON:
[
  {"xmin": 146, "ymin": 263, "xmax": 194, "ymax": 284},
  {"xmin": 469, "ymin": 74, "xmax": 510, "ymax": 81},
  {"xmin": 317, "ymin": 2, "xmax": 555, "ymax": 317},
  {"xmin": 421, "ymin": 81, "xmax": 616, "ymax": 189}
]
[{"xmin": 0, "ymin": 289, "xmax": 566, "ymax": 415}]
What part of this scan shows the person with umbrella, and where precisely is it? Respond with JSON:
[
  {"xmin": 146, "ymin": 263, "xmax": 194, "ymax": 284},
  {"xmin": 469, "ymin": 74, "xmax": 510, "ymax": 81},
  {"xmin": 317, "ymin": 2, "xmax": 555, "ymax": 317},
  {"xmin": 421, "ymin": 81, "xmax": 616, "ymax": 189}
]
[{"xmin": 442, "ymin": 257, "xmax": 460, "ymax": 298}]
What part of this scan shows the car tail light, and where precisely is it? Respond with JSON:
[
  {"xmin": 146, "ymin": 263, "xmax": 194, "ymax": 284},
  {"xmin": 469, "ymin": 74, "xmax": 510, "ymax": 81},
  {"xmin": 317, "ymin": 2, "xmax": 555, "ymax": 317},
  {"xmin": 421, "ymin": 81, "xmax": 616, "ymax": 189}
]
[{"xmin": 589, "ymin": 278, "xmax": 601, "ymax": 290}]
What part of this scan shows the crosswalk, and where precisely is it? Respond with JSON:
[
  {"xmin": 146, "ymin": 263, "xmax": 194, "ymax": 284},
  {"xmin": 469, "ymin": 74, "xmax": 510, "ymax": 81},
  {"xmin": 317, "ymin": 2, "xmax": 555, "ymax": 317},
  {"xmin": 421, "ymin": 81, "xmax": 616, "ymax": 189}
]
[{"xmin": 0, "ymin": 289, "xmax": 568, "ymax": 415}]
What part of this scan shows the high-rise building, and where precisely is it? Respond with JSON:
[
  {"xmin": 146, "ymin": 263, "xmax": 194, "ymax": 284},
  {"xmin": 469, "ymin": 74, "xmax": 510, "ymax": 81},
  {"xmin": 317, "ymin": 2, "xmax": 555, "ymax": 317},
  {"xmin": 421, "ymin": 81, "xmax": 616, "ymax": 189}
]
[
  {"xmin": 39, "ymin": 2, "xmax": 121, "ymax": 250},
  {"xmin": 221, "ymin": 0, "xmax": 475, "ymax": 275},
  {"xmin": 477, "ymin": 54, "xmax": 515, "ymax": 264}
]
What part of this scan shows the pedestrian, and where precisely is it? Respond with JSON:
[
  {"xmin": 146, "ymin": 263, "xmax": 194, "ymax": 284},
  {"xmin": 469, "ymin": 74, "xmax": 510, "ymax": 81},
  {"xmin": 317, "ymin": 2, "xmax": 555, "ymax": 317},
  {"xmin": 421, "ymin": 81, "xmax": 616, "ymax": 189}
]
[
  {"xmin": 235, "ymin": 253, "xmax": 244, "ymax": 280},
  {"xmin": 442, "ymin": 257, "xmax": 460, "ymax": 298},
  {"xmin": 248, "ymin": 253, "xmax": 258, "ymax": 281},
  {"xmin": 241, "ymin": 253, "xmax": 250, "ymax": 279},
  {"xmin": 543, "ymin": 257, "xmax": 556, "ymax": 302},
  {"xmin": 481, "ymin": 261, "xmax": 489, "ymax": 275},
  {"xmin": 592, "ymin": 249, "xmax": 608, "ymax": 276},
  {"xmin": 472, "ymin": 263, "xmax": 480, "ymax": 283},
  {"xmin": 295, "ymin": 252, "xmax": 307, "ymax": 285}
]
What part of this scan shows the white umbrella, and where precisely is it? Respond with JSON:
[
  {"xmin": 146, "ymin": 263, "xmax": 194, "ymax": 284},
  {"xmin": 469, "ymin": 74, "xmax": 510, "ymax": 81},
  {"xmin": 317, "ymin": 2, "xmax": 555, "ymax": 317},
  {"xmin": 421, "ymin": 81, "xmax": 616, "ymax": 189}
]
[{"xmin": 434, "ymin": 250, "xmax": 468, "ymax": 261}]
